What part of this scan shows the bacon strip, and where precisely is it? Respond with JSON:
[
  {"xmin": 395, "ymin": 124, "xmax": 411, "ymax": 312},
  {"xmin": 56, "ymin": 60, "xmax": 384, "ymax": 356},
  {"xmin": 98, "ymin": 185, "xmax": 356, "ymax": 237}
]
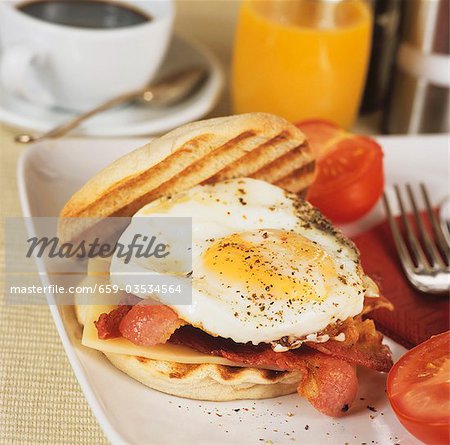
[
  {"xmin": 305, "ymin": 318, "xmax": 393, "ymax": 372},
  {"xmin": 95, "ymin": 305, "xmax": 132, "ymax": 340},
  {"xmin": 118, "ymin": 303, "xmax": 185, "ymax": 346},
  {"xmin": 298, "ymin": 354, "xmax": 358, "ymax": 417},
  {"xmin": 170, "ymin": 327, "xmax": 357, "ymax": 416}
]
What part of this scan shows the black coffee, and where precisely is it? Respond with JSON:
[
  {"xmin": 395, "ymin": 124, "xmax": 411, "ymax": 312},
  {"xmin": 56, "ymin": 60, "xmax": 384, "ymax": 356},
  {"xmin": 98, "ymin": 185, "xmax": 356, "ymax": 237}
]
[{"xmin": 18, "ymin": 0, "xmax": 151, "ymax": 29}]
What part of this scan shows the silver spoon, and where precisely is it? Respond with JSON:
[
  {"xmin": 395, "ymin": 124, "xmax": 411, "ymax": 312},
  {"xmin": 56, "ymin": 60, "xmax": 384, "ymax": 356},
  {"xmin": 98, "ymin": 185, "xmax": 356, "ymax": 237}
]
[{"xmin": 15, "ymin": 66, "xmax": 207, "ymax": 144}]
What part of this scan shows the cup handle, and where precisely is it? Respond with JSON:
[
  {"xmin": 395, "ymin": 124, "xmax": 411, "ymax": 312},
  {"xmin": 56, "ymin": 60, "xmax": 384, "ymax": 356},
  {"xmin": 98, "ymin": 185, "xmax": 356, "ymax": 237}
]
[{"xmin": 0, "ymin": 45, "xmax": 55, "ymax": 106}]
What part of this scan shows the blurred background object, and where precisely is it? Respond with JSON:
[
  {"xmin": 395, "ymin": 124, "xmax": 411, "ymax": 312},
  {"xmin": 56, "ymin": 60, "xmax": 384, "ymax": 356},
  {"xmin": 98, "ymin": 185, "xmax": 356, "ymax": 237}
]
[
  {"xmin": 383, "ymin": 0, "xmax": 450, "ymax": 134},
  {"xmin": 232, "ymin": 0, "xmax": 373, "ymax": 129},
  {"xmin": 1, "ymin": 0, "xmax": 449, "ymax": 136},
  {"xmin": 0, "ymin": 1, "xmax": 224, "ymax": 137},
  {"xmin": 360, "ymin": 0, "xmax": 401, "ymax": 113},
  {"xmin": 0, "ymin": 0, "xmax": 175, "ymax": 111}
]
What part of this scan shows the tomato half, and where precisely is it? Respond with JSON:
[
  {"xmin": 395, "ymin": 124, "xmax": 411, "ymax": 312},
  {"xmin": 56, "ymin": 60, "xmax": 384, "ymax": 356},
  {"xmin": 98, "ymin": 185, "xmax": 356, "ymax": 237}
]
[
  {"xmin": 387, "ymin": 331, "xmax": 450, "ymax": 445},
  {"xmin": 296, "ymin": 121, "xmax": 384, "ymax": 223}
]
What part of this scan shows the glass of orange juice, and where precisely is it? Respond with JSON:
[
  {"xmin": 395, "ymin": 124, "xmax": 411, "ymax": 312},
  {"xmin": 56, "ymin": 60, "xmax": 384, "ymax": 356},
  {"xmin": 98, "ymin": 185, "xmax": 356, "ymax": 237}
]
[{"xmin": 232, "ymin": 0, "xmax": 373, "ymax": 128}]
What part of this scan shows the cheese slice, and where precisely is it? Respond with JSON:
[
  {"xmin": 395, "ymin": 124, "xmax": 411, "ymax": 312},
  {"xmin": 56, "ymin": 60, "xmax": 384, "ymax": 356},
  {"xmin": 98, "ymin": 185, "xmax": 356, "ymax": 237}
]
[{"xmin": 81, "ymin": 303, "xmax": 239, "ymax": 366}]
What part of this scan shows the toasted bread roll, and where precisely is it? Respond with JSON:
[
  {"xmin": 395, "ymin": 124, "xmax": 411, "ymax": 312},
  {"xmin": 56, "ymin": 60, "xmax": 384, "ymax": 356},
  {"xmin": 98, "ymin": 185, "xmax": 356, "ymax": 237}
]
[
  {"xmin": 59, "ymin": 113, "xmax": 314, "ymax": 242},
  {"xmin": 104, "ymin": 352, "xmax": 301, "ymax": 401}
]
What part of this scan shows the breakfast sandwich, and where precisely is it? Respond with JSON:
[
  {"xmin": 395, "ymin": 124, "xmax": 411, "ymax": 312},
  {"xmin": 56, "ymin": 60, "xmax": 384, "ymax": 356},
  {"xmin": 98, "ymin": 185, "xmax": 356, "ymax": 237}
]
[{"xmin": 61, "ymin": 113, "xmax": 393, "ymax": 417}]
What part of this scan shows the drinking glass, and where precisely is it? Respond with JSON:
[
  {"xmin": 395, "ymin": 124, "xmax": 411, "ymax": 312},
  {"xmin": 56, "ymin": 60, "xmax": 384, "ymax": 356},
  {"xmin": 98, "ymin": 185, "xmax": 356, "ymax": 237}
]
[{"xmin": 232, "ymin": 0, "xmax": 373, "ymax": 128}]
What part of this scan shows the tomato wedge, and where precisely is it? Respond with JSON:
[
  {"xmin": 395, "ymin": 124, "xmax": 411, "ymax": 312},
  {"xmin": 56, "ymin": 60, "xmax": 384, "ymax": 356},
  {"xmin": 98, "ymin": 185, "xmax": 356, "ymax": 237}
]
[
  {"xmin": 387, "ymin": 331, "xmax": 450, "ymax": 445},
  {"xmin": 296, "ymin": 120, "xmax": 384, "ymax": 223}
]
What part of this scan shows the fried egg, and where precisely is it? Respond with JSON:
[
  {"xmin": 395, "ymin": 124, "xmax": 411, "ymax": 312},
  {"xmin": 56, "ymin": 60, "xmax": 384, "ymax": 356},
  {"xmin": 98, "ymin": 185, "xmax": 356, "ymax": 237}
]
[{"xmin": 111, "ymin": 178, "xmax": 370, "ymax": 345}]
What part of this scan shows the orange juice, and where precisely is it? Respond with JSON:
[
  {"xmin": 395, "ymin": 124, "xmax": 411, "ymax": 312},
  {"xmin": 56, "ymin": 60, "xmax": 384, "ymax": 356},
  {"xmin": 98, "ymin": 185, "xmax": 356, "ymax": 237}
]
[{"xmin": 232, "ymin": 0, "xmax": 372, "ymax": 128}]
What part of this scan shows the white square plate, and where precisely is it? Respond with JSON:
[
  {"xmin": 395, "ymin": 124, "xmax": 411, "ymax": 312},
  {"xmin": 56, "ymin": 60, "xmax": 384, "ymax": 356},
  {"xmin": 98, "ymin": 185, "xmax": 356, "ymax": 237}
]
[{"xmin": 17, "ymin": 134, "xmax": 449, "ymax": 445}]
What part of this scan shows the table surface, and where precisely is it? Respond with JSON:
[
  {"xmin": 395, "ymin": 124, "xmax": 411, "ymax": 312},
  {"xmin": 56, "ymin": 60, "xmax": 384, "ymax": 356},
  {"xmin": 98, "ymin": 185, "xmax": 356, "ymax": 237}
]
[{"xmin": 0, "ymin": 2, "xmax": 381, "ymax": 444}]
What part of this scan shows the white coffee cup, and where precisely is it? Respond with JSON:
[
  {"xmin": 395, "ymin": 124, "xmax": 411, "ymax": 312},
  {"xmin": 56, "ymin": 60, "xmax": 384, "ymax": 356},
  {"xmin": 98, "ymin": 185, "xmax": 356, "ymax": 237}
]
[{"xmin": 0, "ymin": 0, "xmax": 174, "ymax": 111}]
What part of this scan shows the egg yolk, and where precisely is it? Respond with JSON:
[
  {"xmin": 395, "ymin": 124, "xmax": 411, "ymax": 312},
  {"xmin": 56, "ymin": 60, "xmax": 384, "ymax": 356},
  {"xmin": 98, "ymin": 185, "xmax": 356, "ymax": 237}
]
[{"xmin": 203, "ymin": 230, "xmax": 336, "ymax": 302}]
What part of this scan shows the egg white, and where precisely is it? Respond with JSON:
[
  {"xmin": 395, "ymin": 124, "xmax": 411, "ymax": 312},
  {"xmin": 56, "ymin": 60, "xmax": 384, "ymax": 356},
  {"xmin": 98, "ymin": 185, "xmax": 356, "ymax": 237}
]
[{"xmin": 110, "ymin": 178, "xmax": 369, "ymax": 345}]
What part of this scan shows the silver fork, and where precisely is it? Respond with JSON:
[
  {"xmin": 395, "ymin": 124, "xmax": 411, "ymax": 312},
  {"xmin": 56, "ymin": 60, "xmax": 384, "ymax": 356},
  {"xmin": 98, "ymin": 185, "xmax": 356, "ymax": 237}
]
[{"xmin": 383, "ymin": 183, "xmax": 450, "ymax": 294}]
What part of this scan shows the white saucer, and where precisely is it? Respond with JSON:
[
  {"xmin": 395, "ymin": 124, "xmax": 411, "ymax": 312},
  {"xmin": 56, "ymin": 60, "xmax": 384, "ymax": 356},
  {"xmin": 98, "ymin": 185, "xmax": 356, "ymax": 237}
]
[{"xmin": 0, "ymin": 34, "xmax": 224, "ymax": 136}]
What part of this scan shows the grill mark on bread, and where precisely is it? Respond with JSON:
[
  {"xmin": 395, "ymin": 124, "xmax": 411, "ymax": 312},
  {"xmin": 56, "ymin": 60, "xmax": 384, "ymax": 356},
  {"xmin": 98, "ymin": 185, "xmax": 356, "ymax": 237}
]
[
  {"xmin": 134, "ymin": 357, "xmax": 292, "ymax": 382},
  {"xmin": 250, "ymin": 142, "xmax": 312, "ymax": 182},
  {"xmin": 65, "ymin": 134, "xmax": 215, "ymax": 218},
  {"xmin": 204, "ymin": 130, "xmax": 302, "ymax": 183},
  {"xmin": 168, "ymin": 363, "xmax": 201, "ymax": 379},
  {"xmin": 278, "ymin": 175, "xmax": 315, "ymax": 194},
  {"xmin": 217, "ymin": 366, "xmax": 247, "ymax": 380},
  {"xmin": 63, "ymin": 155, "xmax": 315, "ymax": 242},
  {"xmin": 69, "ymin": 130, "xmax": 260, "ymax": 218},
  {"xmin": 274, "ymin": 159, "xmax": 316, "ymax": 182},
  {"xmin": 262, "ymin": 369, "xmax": 289, "ymax": 382},
  {"xmin": 59, "ymin": 113, "xmax": 315, "ymax": 243},
  {"xmin": 134, "ymin": 355, "xmax": 290, "ymax": 381},
  {"xmin": 135, "ymin": 358, "xmax": 203, "ymax": 379},
  {"xmin": 217, "ymin": 366, "xmax": 290, "ymax": 381},
  {"xmin": 275, "ymin": 161, "xmax": 316, "ymax": 193},
  {"xmin": 116, "ymin": 130, "xmax": 258, "ymax": 216},
  {"xmin": 259, "ymin": 369, "xmax": 291, "ymax": 381}
]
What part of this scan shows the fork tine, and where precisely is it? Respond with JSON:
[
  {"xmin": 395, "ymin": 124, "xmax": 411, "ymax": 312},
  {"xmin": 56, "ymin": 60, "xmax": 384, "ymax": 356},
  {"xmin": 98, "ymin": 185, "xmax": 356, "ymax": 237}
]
[
  {"xmin": 383, "ymin": 191, "xmax": 415, "ymax": 273},
  {"xmin": 406, "ymin": 184, "xmax": 445, "ymax": 269},
  {"xmin": 394, "ymin": 185, "xmax": 431, "ymax": 271},
  {"xmin": 420, "ymin": 183, "xmax": 450, "ymax": 263},
  {"xmin": 442, "ymin": 221, "xmax": 450, "ymax": 250}
]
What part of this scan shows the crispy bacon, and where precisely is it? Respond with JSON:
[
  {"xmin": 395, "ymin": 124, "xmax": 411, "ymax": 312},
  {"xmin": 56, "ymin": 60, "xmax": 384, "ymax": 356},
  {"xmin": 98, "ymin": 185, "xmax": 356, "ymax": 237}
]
[
  {"xmin": 170, "ymin": 327, "xmax": 357, "ymax": 416},
  {"xmin": 305, "ymin": 318, "xmax": 393, "ymax": 372},
  {"xmin": 272, "ymin": 295, "xmax": 393, "ymax": 349},
  {"xmin": 118, "ymin": 303, "xmax": 185, "ymax": 346},
  {"xmin": 298, "ymin": 354, "xmax": 358, "ymax": 417},
  {"xmin": 95, "ymin": 305, "xmax": 132, "ymax": 340}
]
